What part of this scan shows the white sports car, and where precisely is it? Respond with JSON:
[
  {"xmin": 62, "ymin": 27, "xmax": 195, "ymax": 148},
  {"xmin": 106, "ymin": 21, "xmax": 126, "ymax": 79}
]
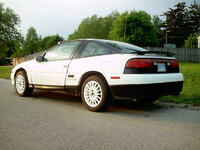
[{"xmin": 11, "ymin": 39, "xmax": 184, "ymax": 111}]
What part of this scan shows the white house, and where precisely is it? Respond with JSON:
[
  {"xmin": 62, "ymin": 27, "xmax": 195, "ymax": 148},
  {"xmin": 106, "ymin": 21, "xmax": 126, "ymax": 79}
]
[{"xmin": 198, "ymin": 36, "xmax": 200, "ymax": 48}]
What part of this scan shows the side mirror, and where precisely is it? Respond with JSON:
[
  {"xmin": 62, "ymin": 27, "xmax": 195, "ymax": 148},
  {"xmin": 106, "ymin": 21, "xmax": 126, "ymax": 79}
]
[{"xmin": 36, "ymin": 56, "xmax": 43, "ymax": 62}]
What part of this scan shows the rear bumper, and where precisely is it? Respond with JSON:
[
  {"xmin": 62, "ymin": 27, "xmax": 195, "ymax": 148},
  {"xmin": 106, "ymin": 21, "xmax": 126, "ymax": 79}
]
[
  {"xmin": 107, "ymin": 73, "xmax": 183, "ymax": 85},
  {"xmin": 110, "ymin": 81, "xmax": 183, "ymax": 99}
]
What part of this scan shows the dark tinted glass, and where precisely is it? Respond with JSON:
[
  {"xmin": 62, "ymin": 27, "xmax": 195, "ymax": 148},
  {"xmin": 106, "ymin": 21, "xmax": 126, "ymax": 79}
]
[
  {"xmin": 80, "ymin": 41, "xmax": 116, "ymax": 57},
  {"xmin": 44, "ymin": 41, "xmax": 79, "ymax": 61}
]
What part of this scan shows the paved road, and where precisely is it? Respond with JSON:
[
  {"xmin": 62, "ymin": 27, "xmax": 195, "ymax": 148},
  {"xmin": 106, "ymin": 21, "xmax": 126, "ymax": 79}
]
[{"xmin": 0, "ymin": 79, "xmax": 200, "ymax": 150}]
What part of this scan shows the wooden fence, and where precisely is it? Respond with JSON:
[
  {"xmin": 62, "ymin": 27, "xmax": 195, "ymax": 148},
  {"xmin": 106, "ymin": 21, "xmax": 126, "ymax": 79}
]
[
  {"xmin": 145, "ymin": 47, "xmax": 200, "ymax": 62},
  {"xmin": 12, "ymin": 51, "xmax": 45, "ymax": 66},
  {"xmin": 12, "ymin": 47, "xmax": 200, "ymax": 66}
]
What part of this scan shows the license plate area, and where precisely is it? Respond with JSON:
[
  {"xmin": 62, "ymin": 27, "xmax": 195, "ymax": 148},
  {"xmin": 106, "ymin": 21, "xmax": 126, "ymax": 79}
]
[{"xmin": 157, "ymin": 63, "xmax": 166, "ymax": 72}]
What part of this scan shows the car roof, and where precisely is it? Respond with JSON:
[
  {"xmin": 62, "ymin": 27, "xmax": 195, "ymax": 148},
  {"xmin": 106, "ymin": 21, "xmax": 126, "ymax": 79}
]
[
  {"xmin": 69, "ymin": 38, "xmax": 112, "ymax": 42},
  {"xmin": 67, "ymin": 39, "xmax": 147, "ymax": 52}
]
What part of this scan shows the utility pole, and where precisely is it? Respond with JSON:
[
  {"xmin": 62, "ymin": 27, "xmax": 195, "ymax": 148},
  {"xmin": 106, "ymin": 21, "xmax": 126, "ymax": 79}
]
[
  {"xmin": 165, "ymin": 32, "xmax": 168, "ymax": 44},
  {"xmin": 123, "ymin": 15, "xmax": 128, "ymax": 42}
]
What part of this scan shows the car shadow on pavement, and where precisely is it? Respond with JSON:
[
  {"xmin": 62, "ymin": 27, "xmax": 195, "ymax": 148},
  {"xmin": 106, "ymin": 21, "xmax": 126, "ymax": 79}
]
[
  {"xmin": 109, "ymin": 99, "xmax": 165, "ymax": 114},
  {"xmin": 31, "ymin": 90, "xmax": 165, "ymax": 114},
  {"xmin": 32, "ymin": 90, "xmax": 81, "ymax": 103}
]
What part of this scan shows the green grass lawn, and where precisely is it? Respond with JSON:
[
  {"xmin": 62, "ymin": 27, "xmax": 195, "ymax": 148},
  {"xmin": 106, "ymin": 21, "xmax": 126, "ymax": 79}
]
[
  {"xmin": 0, "ymin": 63, "xmax": 200, "ymax": 105},
  {"xmin": 160, "ymin": 62, "xmax": 200, "ymax": 105},
  {"xmin": 0, "ymin": 66, "xmax": 13, "ymax": 79}
]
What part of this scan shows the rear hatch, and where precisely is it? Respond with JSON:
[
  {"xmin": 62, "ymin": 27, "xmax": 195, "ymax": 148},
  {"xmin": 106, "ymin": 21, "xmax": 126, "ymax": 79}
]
[{"xmin": 103, "ymin": 40, "xmax": 180, "ymax": 74}]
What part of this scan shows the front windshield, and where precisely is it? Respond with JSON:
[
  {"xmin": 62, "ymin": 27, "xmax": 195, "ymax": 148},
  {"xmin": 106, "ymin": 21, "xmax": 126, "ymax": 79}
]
[{"xmin": 102, "ymin": 40, "xmax": 147, "ymax": 53}]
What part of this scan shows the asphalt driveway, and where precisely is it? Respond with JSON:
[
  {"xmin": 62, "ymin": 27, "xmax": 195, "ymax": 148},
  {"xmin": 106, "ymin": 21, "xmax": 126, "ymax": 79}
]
[{"xmin": 0, "ymin": 79, "xmax": 200, "ymax": 150}]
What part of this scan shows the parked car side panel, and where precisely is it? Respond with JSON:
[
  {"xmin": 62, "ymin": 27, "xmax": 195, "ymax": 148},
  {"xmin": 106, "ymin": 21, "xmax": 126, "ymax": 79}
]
[
  {"xmin": 30, "ymin": 59, "xmax": 70, "ymax": 86},
  {"xmin": 66, "ymin": 54, "xmax": 126, "ymax": 86}
]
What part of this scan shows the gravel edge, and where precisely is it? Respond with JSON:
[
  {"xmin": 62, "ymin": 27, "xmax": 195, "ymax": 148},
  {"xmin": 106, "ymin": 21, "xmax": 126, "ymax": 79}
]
[{"xmin": 156, "ymin": 101, "xmax": 200, "ymax": 111}]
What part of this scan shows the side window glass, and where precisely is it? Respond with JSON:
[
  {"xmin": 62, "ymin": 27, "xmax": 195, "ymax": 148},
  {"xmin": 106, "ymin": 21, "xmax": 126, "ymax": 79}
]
[
  {"xmin": 80, "ymin": 41, "xmax": 115, "ymax": 57},
  {"xmin": 44, "ymin": 41, "xmax": 79, "ymax": 61}
]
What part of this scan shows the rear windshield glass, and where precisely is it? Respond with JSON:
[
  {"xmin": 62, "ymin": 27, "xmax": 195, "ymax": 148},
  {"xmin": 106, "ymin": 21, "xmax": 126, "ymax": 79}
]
[{"xmin": 102, "ymin": 41, "xmax": 147, "ymax": 53}]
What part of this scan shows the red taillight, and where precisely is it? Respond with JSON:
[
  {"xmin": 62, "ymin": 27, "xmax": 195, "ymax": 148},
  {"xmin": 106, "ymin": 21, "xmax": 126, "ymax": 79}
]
[
  {"xmin": 126, "ymin": 59, "xmax": 153, "ymax": 68},
  {"xmin": 111, "ymin": 76, "xmax": 120, "ymax": 79},
  {"xmin": 170, "ymin": 60, "xmax": 179, "ymax": 68}
]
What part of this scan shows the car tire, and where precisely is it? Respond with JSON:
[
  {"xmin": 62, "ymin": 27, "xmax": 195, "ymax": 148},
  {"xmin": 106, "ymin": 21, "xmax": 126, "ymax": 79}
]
[
  {"xmin": 15, "ymin": 71, "xmax": 33, "ymax": 96},
  {"xmin": 81, "ymin": 75, "xmax": 110, "ymax": 112}
]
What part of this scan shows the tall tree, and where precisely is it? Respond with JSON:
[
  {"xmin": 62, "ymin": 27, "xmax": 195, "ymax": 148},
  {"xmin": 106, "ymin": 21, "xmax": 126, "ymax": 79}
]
[
  {"xmin": 23, "ymin": 27, "xmax": 41, "ymax": 55},
  {"xmin": 11, "ymin": 36, "xmax": 26, "ymax": 58},
  {"xmin": 100, "ymin": 10, "xmax": 120, "ymax": 39},
  {"xmin": 109, "ymin": 10, "xmax": 158, "ymax": 47},
  {"xmin": 42, "ymin": 34, "xmax": 64, "ymax": 50},
  {"xmin": 68, "ymin": 15, "xmax": 102, "ymax": 40},
  {"xmin": 152, "ymin": 15, "xmax": 163, "ymax": 46},
  {"xmin": 162, "ymin": 2, "xmax": 188, "ymax": 47},
  {"xmin": 188, "ymin": 0, "xmax": 200, "ymax": 34},
  {"xmin": 162, "ymin": 1, "xmax": 200, "ymax": 47},
  {"xmin": 152, "ymin": 15, "xmax": 162, "ymax": 33},
  {"xmin": 68, "ymin": 11, "xmax": 119, "ymax": 40},
  {"xmin": 0, "ymin": 3, "xmax": 21, "ymax": 63}
]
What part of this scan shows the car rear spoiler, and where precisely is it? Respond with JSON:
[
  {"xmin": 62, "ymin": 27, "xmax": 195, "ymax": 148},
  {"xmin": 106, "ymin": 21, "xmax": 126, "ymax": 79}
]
[{"xmin": 133, "ymin": 51, "xmax": 175, "ymax": 57}]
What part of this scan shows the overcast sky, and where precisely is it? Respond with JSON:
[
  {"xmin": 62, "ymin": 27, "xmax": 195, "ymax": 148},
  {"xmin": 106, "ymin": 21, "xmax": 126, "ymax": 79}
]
[{"xmin": 1, "ymin": 0, "xmax": 194, "ymax": 39}]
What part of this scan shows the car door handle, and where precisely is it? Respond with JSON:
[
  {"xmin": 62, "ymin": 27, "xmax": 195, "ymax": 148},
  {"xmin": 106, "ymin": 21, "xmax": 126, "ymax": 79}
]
[{"xmin": 63, "ymin": 65, "xmax": 68, "ymax": 68}]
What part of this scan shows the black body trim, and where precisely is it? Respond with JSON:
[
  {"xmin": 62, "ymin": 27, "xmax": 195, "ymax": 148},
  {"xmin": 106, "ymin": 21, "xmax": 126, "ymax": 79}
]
[
  {"xmin": 130, "ymin": 51, "xmax": 175, "ymax": 57},
  {"xmin": 64, "ymin": 86, "xmax": 79, "ymax": 96},
  {"xmin": 124, "ymin": 65, "xmax": 179, "ymax": 74},
  {"xmin": 110, "ymin": 81, "xmax": 183, "ymax": 99},
  {"xmin": 34, "ymin": 85, "xmax": 64, "ymax": 90},
  {"xmin": 33, "ymin": 84, "xmax": 79, "ymax": 96}
]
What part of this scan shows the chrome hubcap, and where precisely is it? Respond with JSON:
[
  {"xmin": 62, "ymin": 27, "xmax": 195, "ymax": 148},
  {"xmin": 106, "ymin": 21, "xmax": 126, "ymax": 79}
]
[
  {"xmin": 84, "ymin": 81, "xmax": 102, "ymax": 107},
  {"xmin": 15, "ymin": 75, "xmax": 25, "ymax": 94}
]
